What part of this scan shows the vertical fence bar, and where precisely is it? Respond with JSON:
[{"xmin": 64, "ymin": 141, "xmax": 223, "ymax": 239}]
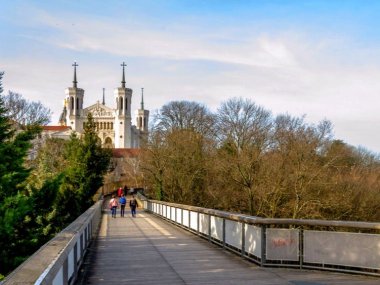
[
  {"xmin": 73, "ymin": 243, "xmax": 78, "ymax": 281},
  {"xmin": 63, "ymin": 258, "xmax": 68, "ymax": 285},
  {"xmin": 261, "ymin": 225, "xmax": 266, "ymax": 266},
  {"xmin": 241, "ymin": 223, "xmax": 245, "ymax": 257},
  {"xmin": 299, "ymin": 228, "xmax": 304, "ymax": 269},
  {"xmin": 197, "ymin": 211, "xmax": 200, "ymax": 234},
  {"xmin": 208, "ymin": 215, "xmax": 211, "ymax": 242},
  {"xmin": 222, "ymin": 219, "xmax": 226, "ymax": 248}
]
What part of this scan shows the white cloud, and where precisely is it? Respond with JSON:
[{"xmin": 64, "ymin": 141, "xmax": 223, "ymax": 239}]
[
  {"xmin": 24, "ymin": 7, "xmax": 302, "ymax": 70},
  {"xmin": 3, "ymin": 6, "xmax": 380, "ymax": 153}
]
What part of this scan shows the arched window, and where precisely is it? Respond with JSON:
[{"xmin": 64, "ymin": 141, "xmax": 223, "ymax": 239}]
[
  {"xmin": 111, "ymin": 122, "xmax": 113, "ymax": 130},
  {"xmin": 71, "ymin": 97, "xmax": 74, "ymax": 110},
  {"xmin": 76, "ymin": 97, "xmax": 79, "ymax": 109},
  {"xmin": 104, "ymin": 137, "xmax": 113, "ymax": 148},
  {"xmin": 120, "ymin": 97, "xmax": 123, "ymax": 111},
  {"xmin": 139, "ymin": 117, "xmax": 142, "ymax": 128},
  {"xmin": 125, "ymin": 98, "xmax": 128, "ymax": 111}
]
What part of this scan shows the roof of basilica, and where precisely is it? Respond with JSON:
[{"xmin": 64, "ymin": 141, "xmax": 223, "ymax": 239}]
[{"xmin": 112, "ymin": 148, "xmax": 140, "ymax": 158}]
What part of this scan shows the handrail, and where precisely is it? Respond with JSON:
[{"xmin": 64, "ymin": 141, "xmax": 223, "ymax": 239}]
[
  {"xmin": 2, "ymin": 200, "xmax": 103, "ymax": 285},
  {"xmin": 146, "ymin": 198, "xmax": 380, "ymax": 230}
]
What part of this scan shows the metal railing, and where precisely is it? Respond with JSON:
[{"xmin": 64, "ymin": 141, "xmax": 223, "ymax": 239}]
[
  {"xmin": 2, "ymin": 200, "xmax": 103, "ymax": 285},
  {"xmin": 139, "ymin": 196, "xmax": 380, "ymax": 277}
]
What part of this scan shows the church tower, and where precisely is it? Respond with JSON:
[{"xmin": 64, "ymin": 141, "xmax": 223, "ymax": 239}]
[
  {"xmin": 114, "ymin": 62, "xmax": 133, "ymax": 148},
  {"xmin": 135, "ymin": 88, "xmax": 149, "ymax": 132},
  {"xmin": 64, "ymin": 62, "xmax": 84, "ymax": 132}
]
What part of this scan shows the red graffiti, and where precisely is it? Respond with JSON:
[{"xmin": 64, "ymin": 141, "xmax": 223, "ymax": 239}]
[{"xmin": 271, "ymin": 238, "xmax": 295, "ymax": 247}]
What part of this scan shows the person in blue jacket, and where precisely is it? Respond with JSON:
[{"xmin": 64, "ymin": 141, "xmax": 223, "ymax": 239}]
[{"xmin": 119, "ymin": 194, "xmax": 127, "ymax": 217}]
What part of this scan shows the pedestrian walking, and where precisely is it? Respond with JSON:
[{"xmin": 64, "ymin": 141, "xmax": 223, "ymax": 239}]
[
  {"xmin": 117, "ymin": 187, "xmax": 123, "ymax": 197},
  {"xmin": 130, "ymin": 195, "xmax": 138, "ymax": 217},
  {"xmin": 119, "ymin": 194, "xmax": 127, "ymax": 217},
  {"xmin": 109, "ymin": 194, "xmax": 119, "ymax": 218}
]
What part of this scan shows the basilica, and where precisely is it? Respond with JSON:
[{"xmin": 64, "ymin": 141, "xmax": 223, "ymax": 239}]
[{"xmin": 58, "ymin": 62, "xmax": 149, "ymax": 148}]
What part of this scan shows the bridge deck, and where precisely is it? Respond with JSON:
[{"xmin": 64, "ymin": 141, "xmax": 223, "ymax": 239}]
[{"xmin": 77, "ymin": 210, "xmax": 379, "ymax": 285}]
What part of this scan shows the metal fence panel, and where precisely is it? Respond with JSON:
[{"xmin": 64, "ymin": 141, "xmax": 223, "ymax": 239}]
[
  {"xmin": 304, "ymin": 231, "xmax": 380, "ymax": 269},
  {"xmin": 245, "ymin": 224, "xmax": 262, "ymax": 258},
  {"xmin": 68, "ymin": 248, "xmax": 74, "ymax": 279},
  {"xmin": 52, "ymin": 267, "xmax": 63, "ymax": 285},
  {"xmin": 153, "ymin": 203, "xmax": 157, "ymax": 214},
  {"xmin": 225, "ymin": 220, "xmax": 242, "ymax": 249},
  {"xmin": 183, "ymin": 209, "xmax": 189, "ymax": 227},
  {"xmin": 199, "ymin": 213, "xmax": 209, "ymax": 235},
  {"xmin": 176, "ymin": 208, "xmax": 182, "ymax": 224},
  {"xmin": 210, "ymin": 216, "xmax": 223, "ymax": 241},
  {"xmin": 266, "ymin": 228, "xmax": 299, "ymax": 261},
  {"xmin": 162, "ymin": 205, "xmax": 167, "ymax": 218},
  {"xmin": 170, "ymin": 207, "xmax": 176, "ymax": 222},
  {"xmin": 190, "ymin": 211, "xmax": 198, "ymax": 231}
]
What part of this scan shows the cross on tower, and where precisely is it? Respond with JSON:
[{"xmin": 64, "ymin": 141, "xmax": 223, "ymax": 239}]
[
  {"xmin": 72, "ymin": 61, "xmax": 78, "ymax": 88},
  {"xmin": 141, "ymin": 87, "xmax": 144, "ymax": 110},
  {"xmin": 121, "ymin": 61, "xmax": 127, "ymax": 88}
]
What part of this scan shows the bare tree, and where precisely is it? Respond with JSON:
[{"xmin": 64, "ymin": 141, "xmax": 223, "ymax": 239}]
[
  {"xmin": 153, "ymin": 100, "xmax": 216, "ymax": 138},
  {"xmin": 216, "ymin": 97, "xmax": 272, "ymax": 150},
  {"xmin": 267, "ymin": 114, "xmax": 334, "ymax": 219},
  {"xmin": 215, "ymin": 97, "xmax": 272, "ymax": 215},
  {"xmin": 143, "ymin": 100, "xmax": 217, "ymax": 203},
  {"xmin": 3, "ymin": 91, "xmax": 51, "ymax": 125}
]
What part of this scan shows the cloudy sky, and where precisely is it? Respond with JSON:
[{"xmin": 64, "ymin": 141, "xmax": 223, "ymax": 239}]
[{"xmin": 1, "ymin": 0, "xmax": 380, "ymax": 153}]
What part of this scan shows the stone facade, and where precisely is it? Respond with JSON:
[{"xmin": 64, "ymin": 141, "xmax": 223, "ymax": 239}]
[{"xmin": 59, "ymin": 63, "xmax": 149, "ymax": 148}]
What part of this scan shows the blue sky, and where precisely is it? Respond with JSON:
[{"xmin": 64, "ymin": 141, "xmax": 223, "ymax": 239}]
[{"xmin": 2, "ymin": 0, "xmax": 380, "ymax": 153}]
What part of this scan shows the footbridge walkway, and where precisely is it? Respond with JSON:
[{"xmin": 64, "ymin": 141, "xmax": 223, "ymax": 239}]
[{"xmin": 2, "ymin": 196, "xmax": 380, "ymax": 285}]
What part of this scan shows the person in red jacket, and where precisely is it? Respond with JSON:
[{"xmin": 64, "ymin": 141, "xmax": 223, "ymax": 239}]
[{"xmin": 117, "ymin": 187, "xmax": 123, "ymax": 197}]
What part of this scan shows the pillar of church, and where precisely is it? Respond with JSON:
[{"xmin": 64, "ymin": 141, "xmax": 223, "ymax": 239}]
[
  {"xmin": 65, "ymin": 62, "xmax": 84, "ymax": 133},
  {"xmin": 135, "ymin": 87, "xmax": 150, "ymax": 132},
  {"xmin": 114, "ymin": 62, "xmax": 133, "ymax": 148}
]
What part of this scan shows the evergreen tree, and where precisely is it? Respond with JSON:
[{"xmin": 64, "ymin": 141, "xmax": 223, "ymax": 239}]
[
  {"xmin": 0, "ymin": 72, "xmax": 42, "ymax": 276},
  {"xmin": 48, "ymin": 113, "xmax": 111, "ymax": 230}
]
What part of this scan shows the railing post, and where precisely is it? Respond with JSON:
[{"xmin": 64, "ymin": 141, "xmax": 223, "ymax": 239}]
[
  {"xmin": 188, "ymin": 209, "xmax": 191, "ymax": 229},
  {"xmin": 241, "ymin": 223, "xmax": 245, "ymax": 257},
  {"xmin": 208, "ymin": 214, "xmax": 211, "ymax": 242},
  {"xmin": 299, "ymin": 228, "xmax": 304, "ymax": 269},
  {"xmin": 197, "ymin": 211, "xmax": 200, "ymax": 234},
  {"xmin": 73, "ymin": 243, "xmax": 78, "ymax": 280},
  {"xmin": 63, "ymin": 258, "xmax": 68, "ymax": 284},
  {"xmin": 80, "ymin": 233, "xmax": 84, "ymax": 260},
  {"xmin": 261, "ymin": 225, "xmax": 266, "ymax": 266},
  {"xmin": 222, "ymin": 219, "xmax": 226, "ymax": 248}
]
